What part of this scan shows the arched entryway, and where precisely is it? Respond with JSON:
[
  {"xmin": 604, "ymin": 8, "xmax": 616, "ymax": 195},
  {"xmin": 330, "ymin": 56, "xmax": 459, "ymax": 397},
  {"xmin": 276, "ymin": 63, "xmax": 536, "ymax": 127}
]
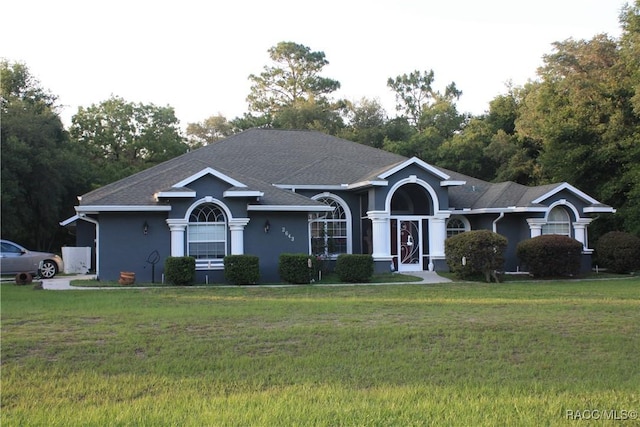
[{"xmin": 389, "ymin": 183, "xmax": 433, "ymax": 272}]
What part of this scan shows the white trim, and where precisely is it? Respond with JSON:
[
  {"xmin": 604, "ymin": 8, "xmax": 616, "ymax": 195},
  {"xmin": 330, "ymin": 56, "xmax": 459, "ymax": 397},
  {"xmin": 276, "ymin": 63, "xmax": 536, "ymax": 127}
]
[
  {"xmin": 76, "ymin": 205, "xmax": 171, "ymax": 213},
  {"xmin": 156, "ymin": 191, "xmax": 196, "ymax": 198},
  {"xmin": 276, "ymin": 181, "xmax": 390, "ymax": 191},
  {"xmin": 173, "ymin": 167, "xmax": 247, "ymax": 189},
  {"xmin": 584, "ymin": 206, "xmax": 616, "ymax": 213},
  {"xmin": 449, "ymin": 207, "xmax": 547, "ymax": 214},
  {"xmin": 532, "ymin": 182, "xmax": 600, "ymax": 205},
  {"xmin": 247, "ymin": 205, "xmax": 334, "ymax": 212},
  {"xmin": 185, "ymin": 197, "xmax": 233, "ymax": 221},
  {"xmin": 223, "ymin": 190, "xmax": 264, "ymax": 198},
  {"xmin": 440, "ymin": 180, "xmax": 466, "ymax": 187},
  {"xmin": 378, "ymin": 157, "xmax": 450, "ymax": 180},
  {"xmin": 385, "ymin": 176, "xmax": 440, "ymax": 213},
  {"xmin": 348, "ymin": 180, "xmax": 389, "ymax": 188},
  {"xmin": 275, "ymin": 184, "xmax": 349, "ymax": 191},
  {"xmin": 60, "ymin": 215, "xmax": 79, "ymax": 226},
  {"xmin": 545, "ymin": 200, "xmax": 580, "ymax": 222}
]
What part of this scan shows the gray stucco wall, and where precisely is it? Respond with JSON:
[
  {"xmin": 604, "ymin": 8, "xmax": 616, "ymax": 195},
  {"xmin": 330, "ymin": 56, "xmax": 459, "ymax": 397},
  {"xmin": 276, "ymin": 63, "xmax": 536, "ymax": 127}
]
[
  {"xmin": 244, "ymin": 211, "xmax": 312, "ymax": 283},
  {"xmin": 98, "ymin": 212, "xmax": 170, "ymax": 282}
]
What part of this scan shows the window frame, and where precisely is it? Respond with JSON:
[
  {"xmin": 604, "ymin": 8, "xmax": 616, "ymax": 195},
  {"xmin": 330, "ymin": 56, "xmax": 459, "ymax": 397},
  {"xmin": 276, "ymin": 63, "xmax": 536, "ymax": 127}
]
[
  {"xmin": 187, "ymin": 203, "xmax": 228, "ymax": 267},
  {"xmin": 309, "ymin": 194, "xmax": 351, "ymax": 258},
  {"xmin": 446, "ymin": 215, "xmax": 470, "ymax": 238},
  {"xmin": 542, "ymin": 206, "xmax": 571, "ymax": 237}
]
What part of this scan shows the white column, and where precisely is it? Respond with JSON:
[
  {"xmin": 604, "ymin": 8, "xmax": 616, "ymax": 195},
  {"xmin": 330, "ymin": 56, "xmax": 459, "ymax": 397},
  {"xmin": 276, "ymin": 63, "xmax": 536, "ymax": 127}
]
[
  {"xmin": 367, "ymin": 210, "xmax": 392, "ymax": 261},
  {"xmin": 573, "ymin": 218, "xmax": 593, "ymax": 252},
  {"xmin": 228, "ymin": 218, "xmax": 250, "ymax": 255},
  {"xmin": 526, "ymin": 218, "xmax": 545, "ymax": 238},
  {"xmin": 166, "ymin": 219, "xmax": 188, "ymax": 256},
  {"xmin": 428, "ymin": 215, "xmax": 448, "ymax": 269}
]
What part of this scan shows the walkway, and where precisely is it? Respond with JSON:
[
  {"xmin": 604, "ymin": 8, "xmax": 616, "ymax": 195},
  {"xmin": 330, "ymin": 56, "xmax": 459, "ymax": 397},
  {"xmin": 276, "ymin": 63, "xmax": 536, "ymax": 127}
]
[{"xmin": 40, "ymin": 271, "xmax": 451, "ymax": 290}]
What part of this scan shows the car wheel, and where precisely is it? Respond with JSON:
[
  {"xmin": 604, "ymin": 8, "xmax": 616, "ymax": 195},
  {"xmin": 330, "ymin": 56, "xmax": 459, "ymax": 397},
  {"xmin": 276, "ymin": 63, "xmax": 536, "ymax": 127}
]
[{"xmin": 40, "ymin": 260, "xmax": 58, "ymax": 278}]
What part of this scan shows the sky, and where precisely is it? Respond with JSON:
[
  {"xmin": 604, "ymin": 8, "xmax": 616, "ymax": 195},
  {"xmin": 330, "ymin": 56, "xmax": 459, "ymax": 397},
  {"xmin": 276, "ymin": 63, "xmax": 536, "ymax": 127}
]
[{"xmin": 3, "ymin": 0, "xmax": 627, "ymax": 129}]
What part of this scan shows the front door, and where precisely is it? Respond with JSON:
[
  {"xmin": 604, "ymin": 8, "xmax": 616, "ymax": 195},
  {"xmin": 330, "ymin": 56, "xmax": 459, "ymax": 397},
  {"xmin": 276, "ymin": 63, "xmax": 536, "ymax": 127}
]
[{"xmin": 397, "ymin": 219, "xmax": 422, "ymax": 271}]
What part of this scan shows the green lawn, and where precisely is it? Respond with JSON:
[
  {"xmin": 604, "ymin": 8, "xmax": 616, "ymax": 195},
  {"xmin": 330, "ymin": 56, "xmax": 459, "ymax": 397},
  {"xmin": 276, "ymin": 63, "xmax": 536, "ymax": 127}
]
[{"xmin": 2, "ymin": 278, "xmax": 639, "ymax": 426}]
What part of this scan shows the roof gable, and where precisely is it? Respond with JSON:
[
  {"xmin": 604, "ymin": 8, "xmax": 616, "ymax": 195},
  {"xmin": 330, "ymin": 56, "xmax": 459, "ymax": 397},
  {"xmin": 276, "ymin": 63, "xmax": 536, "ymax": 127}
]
[
  {"xmin": 173, "ymin": 167, "xmax": 247, "ymax": 189},
  {"xmin": 378, "ymin": 157, "xmax": 451, "ymax": 181},
  {"xmin": 531, "ymin": 182, "xmax": 600, "ymax": 205}
]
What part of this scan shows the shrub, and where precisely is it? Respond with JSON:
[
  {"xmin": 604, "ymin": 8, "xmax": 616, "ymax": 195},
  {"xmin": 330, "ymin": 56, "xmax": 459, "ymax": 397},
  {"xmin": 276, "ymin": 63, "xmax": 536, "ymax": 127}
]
[
  {"xmin": 445, "ymin": 230, "xmax": 507, "ymax": 282},
  {"xmin": 279, "ymin": 253, "xmax": 317, "ymax": 284},
  {"xmin": 517, "ymin": 235, "xmax": 583, "ymax": 277},
  {"xmin": 595, "ymin": 231, "xmax": 640, "ymax": 274},
  {"xmin": 224, "ymin": 255, "xmax": 260, "ymax": 285},
  {"xmin": 335, "ymin": 254, "xmax": 374, "ymax": 283},
  {"xmin": 164, "ymin": 256, "xmax": 196, "ymax": 286}
]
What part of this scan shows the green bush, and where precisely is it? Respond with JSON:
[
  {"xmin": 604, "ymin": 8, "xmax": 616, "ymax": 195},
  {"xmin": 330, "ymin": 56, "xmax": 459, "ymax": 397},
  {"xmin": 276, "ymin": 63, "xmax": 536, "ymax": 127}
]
[
  {"xmin": 595, "ymin": 231, "xmax": 640, "ymax": 273},
  {"xmin": 164, "ymin": 256, "xmax": 196, "ymax": 286},
  {"xmin": 517, "ymin": 235, "xmax": 583, "ymax": 277},
  {"xmin": 335, "ymin": 254, "xmax": 374, "ymax": 283},
  {"xmin": 224, "ymin": 255, "xmax": 260, "ymax": 285},
  {"xmin": 445, "ymin": 230, "xmax": 507, "ymax": 282},
  {"xmin": 279, "ymin": 253, "xmax": 317, "ymax": 284}
]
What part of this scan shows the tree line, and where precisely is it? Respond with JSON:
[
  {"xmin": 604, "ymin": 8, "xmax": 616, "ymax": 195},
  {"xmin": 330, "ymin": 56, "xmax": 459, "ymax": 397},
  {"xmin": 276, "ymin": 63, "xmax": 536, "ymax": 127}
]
[{"xmin": 2, "ymin": 1, "xmax": 638, "ymax": 252}]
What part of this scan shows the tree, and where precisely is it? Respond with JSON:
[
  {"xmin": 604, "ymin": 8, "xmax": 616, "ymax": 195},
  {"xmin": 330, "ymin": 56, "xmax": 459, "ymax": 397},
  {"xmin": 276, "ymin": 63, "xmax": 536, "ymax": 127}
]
[
  {"xmin": 383, "ymin": 98, "xmax": 466, "ymax": 164},
  {"xmin": 338, "ymin": 98, "xmax": 388, "ymax": 148},
  {"xmin": 1, "ymin": 60, "xmax": 87, "ymax": 250},
  {"xmin": 387, "ymin": 69, "xmax": 461, "ymax": 129},
  {"xmin": 271, "ymin": 97, "xmax": 345, "ymax": 134},
  {"xmin": 69, "ymin": 95, "xmax": 188, "ymax": 185},
  {"xmin": 186, "ymin": 114, "xmax": 235, "ymax": 147},
  {"xmin": 516, "ymin": 27, "xmax": 640, "ymax": 234},
  {"xmin": 247, "ymin": 41, "xmax": 341, "ymax": 116}
]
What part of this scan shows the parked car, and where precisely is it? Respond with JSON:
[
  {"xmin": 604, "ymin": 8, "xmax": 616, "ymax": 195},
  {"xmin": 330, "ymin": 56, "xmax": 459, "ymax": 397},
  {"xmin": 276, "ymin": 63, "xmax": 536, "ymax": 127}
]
[{"xmin": 0, "ymin": 239, "xmax": 64, "ymax": 279}]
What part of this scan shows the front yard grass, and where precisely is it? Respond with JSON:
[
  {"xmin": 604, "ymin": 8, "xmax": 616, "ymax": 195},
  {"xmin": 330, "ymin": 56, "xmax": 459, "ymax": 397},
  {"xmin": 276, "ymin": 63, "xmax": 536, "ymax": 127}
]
[{"xmin": 2, "ymin": 278, "xmax": 639, "ymax": 426}]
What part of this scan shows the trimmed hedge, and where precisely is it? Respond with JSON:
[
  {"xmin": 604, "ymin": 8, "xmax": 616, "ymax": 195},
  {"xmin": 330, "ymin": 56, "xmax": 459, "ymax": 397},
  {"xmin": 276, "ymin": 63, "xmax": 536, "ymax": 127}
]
[
  {"xmin": 445, "ymin": 230, "xmax": 507, "ymax": 282},
  {"xmin": 224, "ymin": 255, "xmax": 259, "ymax": 285},
  {"xmin": 279, "ymin": 253, "xmax": 318, "ymax": 284},
  {"xmin": 164, "ymin": 256, "xmax": 196, "ymax": 286},
  {"xmin": 595, "ymin": 231, "xmax": 640, "ymax": 273},
  {"xmin": 517, "ymin": 235, "xmax": 583, "ymax": 277},
  {"xmin": 335, "ymin": 254, "xmax": 374, "ymax": 283}
]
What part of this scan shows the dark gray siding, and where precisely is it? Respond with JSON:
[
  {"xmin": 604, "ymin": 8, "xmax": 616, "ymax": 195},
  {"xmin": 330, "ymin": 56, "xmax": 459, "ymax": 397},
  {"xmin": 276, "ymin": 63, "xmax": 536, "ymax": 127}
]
[{"xmin": 98, "ymin": 212, "xmax": 170, "ymax": 282}]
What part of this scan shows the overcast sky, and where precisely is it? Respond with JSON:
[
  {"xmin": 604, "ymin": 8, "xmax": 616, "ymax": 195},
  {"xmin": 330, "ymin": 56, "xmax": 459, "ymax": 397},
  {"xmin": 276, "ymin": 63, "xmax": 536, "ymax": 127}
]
[{"xmin": 3, "ymin": 0, "xmax": 626, "ymax": 129}]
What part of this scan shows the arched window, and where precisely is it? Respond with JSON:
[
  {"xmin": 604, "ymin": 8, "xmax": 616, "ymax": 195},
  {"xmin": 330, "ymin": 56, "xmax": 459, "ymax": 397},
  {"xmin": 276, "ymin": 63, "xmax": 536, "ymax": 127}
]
[
  {"xmin": 446, "ymin": 216, "xmax": 469, "ymax": 238},
  {"xmin": 188, "ymin": 203, "xmax": 227, "ymax": 261},
  {"xmin": 310, "ymin": 196, "xmax": 348, "ymax": 257},
  {"xmin": 542, "ymin": 206, "xmax": 571, "ymax": 236}
]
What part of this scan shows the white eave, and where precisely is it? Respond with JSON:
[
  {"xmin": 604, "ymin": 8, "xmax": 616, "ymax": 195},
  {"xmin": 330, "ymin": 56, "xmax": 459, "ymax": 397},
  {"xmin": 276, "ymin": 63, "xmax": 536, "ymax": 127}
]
[
  {"xmin": 584, "ymin": 206, "xmax": 616, "ymax": 213},
  {"xmin": 247, "ymin": 205, "xmax": 334, "ymax": 212},
  {"xmin": 75, "ymin": 205, "xmax": 172, "ymax": 213},
  {"xmin": 223, "ymin": 190, "xmax": 265, "ymax": 198},
  {"xmin": 275, "ymin": 184, "xmax": 349, "ymax": 191},
  {"xmin": 156, "ymin": 190, "xmax": 196, "ymax": 198},
  {"xmin": 441, "ymin": 180, "xmax": 466, "ymax": 187},
  {"xmin": 60, "ymin": 214, "xmax": 80, "ymax": 226}
]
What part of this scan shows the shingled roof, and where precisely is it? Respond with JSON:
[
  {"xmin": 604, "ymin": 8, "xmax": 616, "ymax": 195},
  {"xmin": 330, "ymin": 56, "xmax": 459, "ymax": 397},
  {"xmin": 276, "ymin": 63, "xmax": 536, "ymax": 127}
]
[{"xmin": 77, "ymin": 128, "xmax": 612, "ymax": 213}]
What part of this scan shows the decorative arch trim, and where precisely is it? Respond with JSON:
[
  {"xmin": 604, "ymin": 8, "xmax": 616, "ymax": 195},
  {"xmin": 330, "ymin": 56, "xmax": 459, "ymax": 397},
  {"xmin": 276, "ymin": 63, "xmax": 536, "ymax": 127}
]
[
  {"xmin": 385, "ymin": 177, "xmax": 440, "ymax": 214},
  {"xmin": 184, "ymin": 196, "xmax": 234, "ymax": 221},
  {"xmin": 544, "ymin": 199, "xmax": 580, "ymax": 222}
]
